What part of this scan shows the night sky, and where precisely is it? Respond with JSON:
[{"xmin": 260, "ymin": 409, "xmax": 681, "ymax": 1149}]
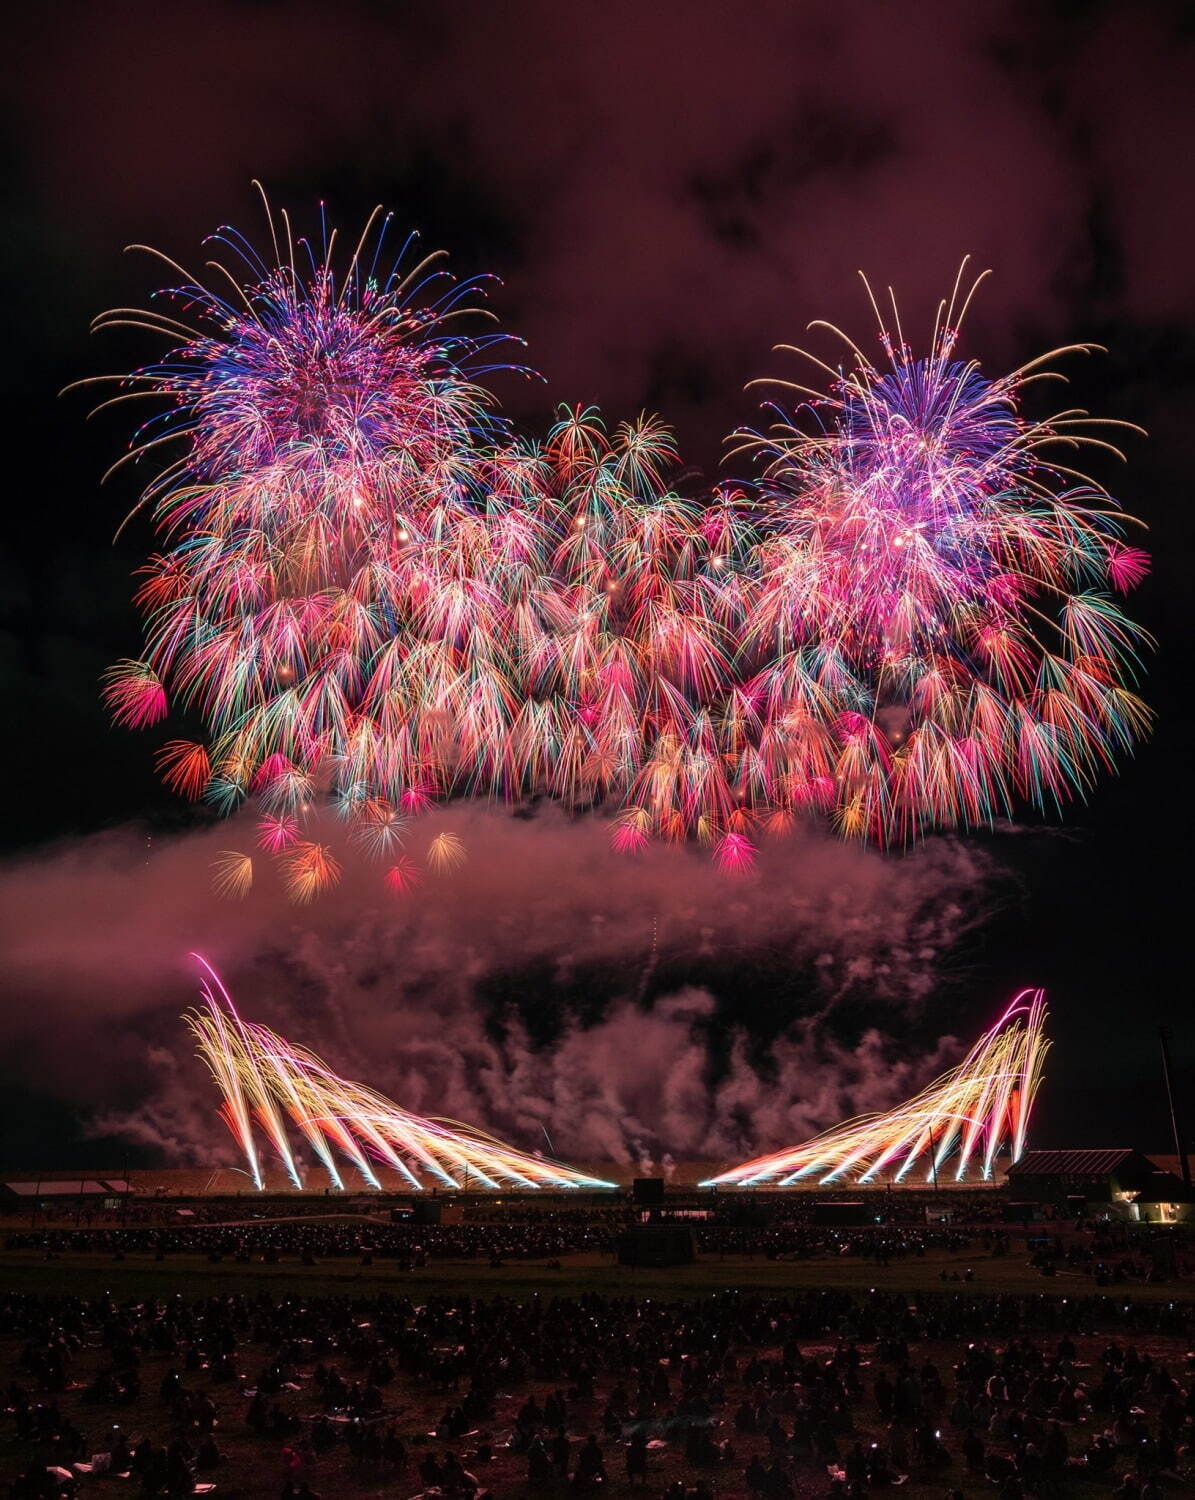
[{"xmin": 1, "ymin": 0, "xmax": 1192, "ymax": 1171}]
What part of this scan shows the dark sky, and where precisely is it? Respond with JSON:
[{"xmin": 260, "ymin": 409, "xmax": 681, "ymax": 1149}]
[{"xmin": 1, "ymin": 0, "xmax": 1192, "ymax": 1169}]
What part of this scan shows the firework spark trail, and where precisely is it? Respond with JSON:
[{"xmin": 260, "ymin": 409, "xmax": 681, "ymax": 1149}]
[
  {"xmin": 701, "ymin": 989, "xmax": 1048, "ymax": 1187},
  {"xmin": 83, "ymin": 198, "xmax": 1151, "ymax": 898},
  {"xmin": 187, "ymin": 955, "xmax": 616, "ymax": 1190}
]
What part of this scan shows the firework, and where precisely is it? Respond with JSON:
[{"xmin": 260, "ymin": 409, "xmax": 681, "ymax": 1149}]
[
  {"xmin": 156, "ymin": 740, "xmax": 212, "ymax": 800},
  {"xmin": 103, "ymin": 659, "xmax": 167, "ymax": 728},
  {"xmin": 702, "ymin": 989, "xmax": 1049, "ymax": 1187},
  {"xmin": 350, "ymin": 799, "xmax": 408, "ymax": 858},
  {"xmin": 426, "ymin": 830, "xmax": 466, "ymax": 874},
  {"xmin": 735, "ymin": 262, "xmax": 1151, "ymax": 843},
  {"xmin": 281, "ymin": 841, "xmax": 341, "ymax": 904},
  {"xmin": 256, "ymin": 813, "xmax": 299, "ymax": 853},
  {"xmin": 187, "ymin": 956, "xmax": 616, "ymax": 1191},
  {"xmin": 84, "ymin": 200, "xmax": 1150, "ymax": 889},
  {"xmin": 210, "ymin": 850, "xmax": 254, "ymax": 900},
  {"xmin": 83, "ymin": 188, "xmax": 538, "ymax": 898},
  {"xmin": 384, "ymin": 856, "xmax": 422, "ymax": 894}
]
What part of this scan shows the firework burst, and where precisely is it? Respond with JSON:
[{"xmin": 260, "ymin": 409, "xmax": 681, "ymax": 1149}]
[
  {"xmin": 84, "ymin": 201, "xmax": 1150, "ymax": 891},
  {"xmin": 82, "ymin": 188, "xmax": 537, "ymax": 896},
  {"xmin": 281, "ymin": 841, "xmax": 341, "ymax": 904},
  {"xmin": 384, "ymin": 856, "xmax": 422, "ymax": 894},
  {"xmin": 210, "ymin": 850, "xmax": 254, "ymax": 900},
  {"xmin": 736, "ymin": 261, "xmax": 1151, "ymax": 842},
  {"xmin": 426, "ymin": 830, "xmax": 467, "ymax": 874}
]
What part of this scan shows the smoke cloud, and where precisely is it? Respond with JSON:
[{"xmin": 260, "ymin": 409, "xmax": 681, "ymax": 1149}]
[
  {"xmin": 1, "ymin": 806, "xmax": 994, "ymax": 1166},
  {"xmin": 11, "ymin": 1, "xmax": 1195, "ymax": 458}
]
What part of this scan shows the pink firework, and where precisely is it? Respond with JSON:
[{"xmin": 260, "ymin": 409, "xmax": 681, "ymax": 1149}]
[
  {"xmin": 384, "ymin": 856, "xmax": 422, "ymax": 894},
  {"xmin": 735, "ymin": 260, "xmax": 1152, "ymax": 842}
]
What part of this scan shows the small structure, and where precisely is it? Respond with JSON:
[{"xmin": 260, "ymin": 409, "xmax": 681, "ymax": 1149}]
[{"xmin": 812, "ymin": 1200, "xmax": 869, "ymax": 1226}]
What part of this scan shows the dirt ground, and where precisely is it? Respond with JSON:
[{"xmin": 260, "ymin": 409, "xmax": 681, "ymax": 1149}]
[{"xmin": 2, "ymin": 1248, "xmax": 1193, "ymax": 1500}]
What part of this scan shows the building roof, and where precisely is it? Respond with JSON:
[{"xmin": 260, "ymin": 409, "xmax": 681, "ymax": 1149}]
[
  {"xmin": 1141, "ymin": 1155, "xmax": 1194, "ymax": 1182},
  {"xmin": 1006, "ymin": 1149, "xmax": 1147, "ymax": 1177},
  {"xmin": 1134, "ymin": 1171, "xmax": 1195, "ymax": 1204},
  {"xmin": 2, "ymin": 1179, "xmax": 115, "ymax": 1197}
]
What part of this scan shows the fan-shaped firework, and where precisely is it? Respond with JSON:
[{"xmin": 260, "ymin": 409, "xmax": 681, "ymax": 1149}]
[
  {"xmin": 210, "ymin": 850, "xmax": 253, "ymax": 900},
  {"xmin": 188, "ymin": 956, "xmax": 615, "ymax": 1190},
  {"xmin": 84, "ymin": 198, "xmax": 1150, "ymax": 893},
  {"xmin": 703, "ymin": 989, "xmax": 1048, "ymax": 1187},
  {"xmin": 736, "ymin": 262, "xmax": 1152, "ymax": 842}
]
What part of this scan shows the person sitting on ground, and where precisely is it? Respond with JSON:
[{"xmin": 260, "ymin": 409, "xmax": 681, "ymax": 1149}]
[
  {"xmin": 442, "ymin": 1452, "xmax": 480, "ymax": 1496},
  {"xmin": 574, "ymin": 1434, "xmax": 606, "ymax": 1487}
]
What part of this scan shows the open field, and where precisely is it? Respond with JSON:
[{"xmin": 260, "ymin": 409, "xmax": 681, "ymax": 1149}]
[{"xmin": 2, "ymin": 1243, "xmax": 1191, "ymax": 1304}]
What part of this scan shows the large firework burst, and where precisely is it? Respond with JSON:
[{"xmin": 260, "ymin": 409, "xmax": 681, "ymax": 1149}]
[
  {"xmin": 87, "ymin": 189, "xmax": 543, "ymax": 892},
  {"xmin": 82, "ymin": 203, "xmax": 1150, "ymax": 893},
  {"xmin": 736, "ymin": 261, "xmax": 1152, "ymax": 842}
]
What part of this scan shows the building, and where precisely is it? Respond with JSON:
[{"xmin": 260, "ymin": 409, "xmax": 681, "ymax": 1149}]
[
  {"xmin": 1006, "ymin": 1149, "xmax": 1194, "ymax": 1221},
  {"xmin": 1, "ymin": 1178, "xmax": 133, "ymax": 1213},
  {"xmin": 1128, "ymin": 1170, "xmax": 1195, "ymax": 1223}
]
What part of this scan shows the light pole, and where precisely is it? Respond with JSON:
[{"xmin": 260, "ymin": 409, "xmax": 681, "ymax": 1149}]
[{"xmin": 1159, "ymin": 1028, "xmax": 1191, "ymax": 1185}]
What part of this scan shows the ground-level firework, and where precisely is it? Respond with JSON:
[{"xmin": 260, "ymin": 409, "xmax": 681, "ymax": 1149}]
[
  {"xmin": 188, "ymin": 958, "xmax": 616, "ymax": 1192},
  {"xmin": 703, "ymin": 991, "xmax": 1048, "ymax": 1188}
]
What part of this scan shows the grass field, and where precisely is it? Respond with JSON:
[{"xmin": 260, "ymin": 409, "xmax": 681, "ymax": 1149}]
[{"xmin": 3, "ymin": 1243, "xmax": 1191, "ymax": 1304}]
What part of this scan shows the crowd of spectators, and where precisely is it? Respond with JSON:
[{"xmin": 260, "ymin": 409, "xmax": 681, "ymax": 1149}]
[
  {"xmin": 3, "ymin": 1220, "xmax": 996, "ymax": 1269},
  {"xmin": 3, "ymin": 1280, "xmax": 1194, "ymax": 1500},
  {"xmin": 6, "ymin": 1208, "xmax": 1191, "ymax": 1288},
  {"xmin": 2, "ymin": 1219, "xmax": 614, "ymax": 1266}
]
